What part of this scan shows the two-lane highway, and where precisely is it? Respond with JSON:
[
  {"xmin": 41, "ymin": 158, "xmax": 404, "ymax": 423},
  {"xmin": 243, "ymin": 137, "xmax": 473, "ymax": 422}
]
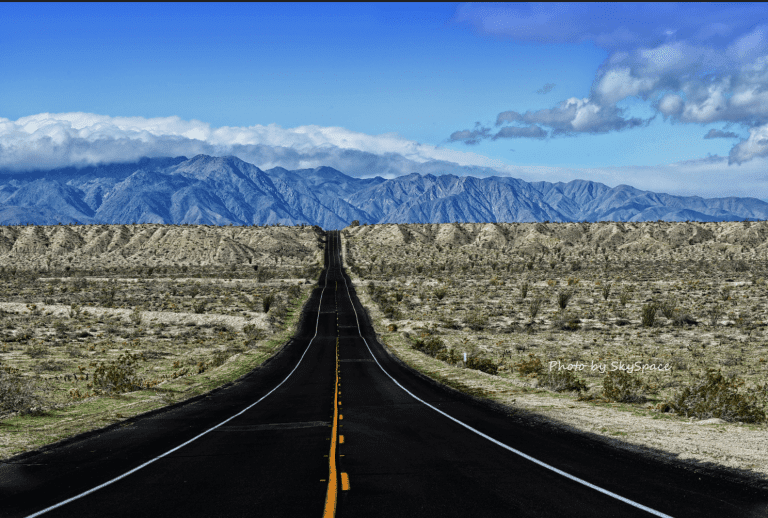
[{"xmin": 2, "ymin": 231, "xmax": 767, "ymax": 517}]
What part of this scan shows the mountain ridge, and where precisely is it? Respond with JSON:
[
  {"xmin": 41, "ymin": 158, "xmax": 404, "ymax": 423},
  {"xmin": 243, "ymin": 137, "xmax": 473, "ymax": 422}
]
[{"xmin": 0, "ymin": 154, "xmax": 766, "ymax": 228}]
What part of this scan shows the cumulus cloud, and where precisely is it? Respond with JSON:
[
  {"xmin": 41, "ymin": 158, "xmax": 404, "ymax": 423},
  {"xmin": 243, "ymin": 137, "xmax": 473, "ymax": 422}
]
[
  {"xmin": 704, "ymin": 129, "xmax": 738, "ymax": 139},
  {"xmin": 450, "ymin": 4, "xmax": 768, "ymax": 164},
  {"xmin": 521, "ymin": 97, "xmax": 650, "ymax": 134},
  {"xmin": 594, "ymin": 67, "xmax": 657, "ymax": 105},
  {"xmin": 729, "ymin": 123, "xmax": 768, "ymax": 164},
  {"xmin": 536, "ymin": 83, "xmax": 556, "ymax": 94},
  {"xmin": 656, "ymin": 94, "xmax": 684, "ymax": 118},
  {"xmin": 473, "ymin": 98, "xmax": 648, "ymax": 143}
]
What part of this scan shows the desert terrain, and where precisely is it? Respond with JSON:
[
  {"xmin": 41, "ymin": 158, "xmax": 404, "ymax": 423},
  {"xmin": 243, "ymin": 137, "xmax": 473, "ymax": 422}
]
[
  {"xmin": 3, "ymin": 220, "xmax": 768, "ymax": 487},
  {"xmin": 341, "ymin": 221, "xmax": 768, "ymax": 484},
  {"xmin": 0, "ymin": 224, "xmax": 324, "ymax": 459}
]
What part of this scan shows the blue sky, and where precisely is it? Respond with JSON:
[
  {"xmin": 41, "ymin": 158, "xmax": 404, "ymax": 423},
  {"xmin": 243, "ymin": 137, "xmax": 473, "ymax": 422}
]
[{"xmin": 3, "ymin": 3, "xmax": 768, "ymax": 199}]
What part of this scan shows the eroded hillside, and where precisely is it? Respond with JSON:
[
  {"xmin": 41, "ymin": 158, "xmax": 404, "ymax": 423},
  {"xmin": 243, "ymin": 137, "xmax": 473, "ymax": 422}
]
[
  {"xmin": 0, "ymin": 224, "xmax": 324, "ymax": 271},
  {"xmin": 344, "ymin": 220, "xmax": 768, "ymax": 256}
]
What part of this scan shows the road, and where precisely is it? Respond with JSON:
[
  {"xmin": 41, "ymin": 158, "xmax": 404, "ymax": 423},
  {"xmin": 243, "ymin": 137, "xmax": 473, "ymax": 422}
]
[{"xmin": 2, "ymin": 230, "xmax": 767, "ymax": 517}]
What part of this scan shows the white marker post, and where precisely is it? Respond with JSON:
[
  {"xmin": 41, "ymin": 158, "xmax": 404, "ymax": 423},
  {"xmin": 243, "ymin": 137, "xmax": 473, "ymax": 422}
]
[{"xmin": 463, "ymin": 352, "xmax": 467, "ymax": 363}]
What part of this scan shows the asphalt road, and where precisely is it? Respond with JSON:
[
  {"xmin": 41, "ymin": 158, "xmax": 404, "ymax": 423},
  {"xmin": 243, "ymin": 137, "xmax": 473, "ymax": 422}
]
[{"xmin": 2, "ymin": 230, "xmax": 767, "ymax": 517}]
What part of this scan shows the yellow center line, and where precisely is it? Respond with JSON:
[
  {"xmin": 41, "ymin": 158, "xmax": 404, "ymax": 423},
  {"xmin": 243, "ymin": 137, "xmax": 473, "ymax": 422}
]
[
  {"xmin": 323, "ymin": 337, "xmax": 341, "ymax": 517},
  {"xmin": 341, "ymin": 472, "xmax": 350, "ymax": 491}
]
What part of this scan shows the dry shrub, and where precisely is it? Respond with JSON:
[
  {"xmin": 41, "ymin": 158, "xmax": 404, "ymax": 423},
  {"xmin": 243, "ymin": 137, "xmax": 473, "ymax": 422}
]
[
  {"xmin": 515, "ymin": 353, "xmax": 543, "ymax": 377},
  {"xmin": 382, "ymin": 304, "xmax": 401, "ymax": 320},
  {"xmin": 540, "ymin": 369, "xmax": 587, "ymax": 392},
  {"xmin": 659, "ymin": 299, "xmax": 676, "ymax": 319},
  {"xmin": 602, "ymin": 370, "xmax": 646, "ymax": 403},
  {"xmin": 465, "ymin": 310, "xmax": 488, "ymax": 331},
  {"xmin": 0, "ymin": 367, "xmax": 48, "ymax": 415},
  {"xmin": 208, "ymin": 351, "xmax": 230, "ymax": 369},
  {"xmin": 25, "ymin": 343, "xmax": 48, "ymax": 358},
  {"xmin": 262, "ymin": 293, "xmax": 276, "ymax": 313},
  {"xmin": 641, "ymin": 303, "xmax": 658, "ymax": 327},
  {"xmin": 287, "ymin": 283, "xmax": 302, "ymax": 299},
  {"xmin": 673, "ymin": 311, "xmax": 698, "ymax": 326},
  {"xmin": 243, "ymin": 323, "xmax": 266, "ymax": 345},
  {"xmin": 528, "ymin": 296, "xmax": 544, "ymax": 323},
  {"xmin": 664, "ymin": 369, "xmax": 765, "ymax": 423},
  {"xmin": 554, "ymin": 314, "xmax": 581, "ymax": 331},
  {"xmin": 412, "ymin": 336, "xmax": 447, "ymax": 357},
  {"xmin": 466, "ymin": 356, "xmax": 498, "ymax": 375},
  {"xmin": 412, "ymin": 336, "xmax": 462, "ymax": 365},
  {"xmin": 92, "ymin": 352, "xmax": 146, "ymax": 394},
  {"xmin": 192, "ymin": 298, "xmax": 208, "ymax": 314},
  {"xmin": 557, "ymin": 289, "xmax": 574, "ymax": 310}
]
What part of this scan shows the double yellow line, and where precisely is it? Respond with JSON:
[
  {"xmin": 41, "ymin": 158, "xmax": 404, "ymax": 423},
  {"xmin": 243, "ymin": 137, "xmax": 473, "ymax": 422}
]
[{"xmin": 323, "ymin": 276, "xmax": 349, "ymax": 517}]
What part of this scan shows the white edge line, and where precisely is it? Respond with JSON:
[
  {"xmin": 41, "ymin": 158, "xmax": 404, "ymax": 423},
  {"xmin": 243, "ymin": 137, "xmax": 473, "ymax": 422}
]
[
  {"xmin": 335, "ymin": 231, "xmax": 674, "ymax": 518},
  {"xmin": 25, "ymin": 240, "xmax": 336, "ymax": 518}
]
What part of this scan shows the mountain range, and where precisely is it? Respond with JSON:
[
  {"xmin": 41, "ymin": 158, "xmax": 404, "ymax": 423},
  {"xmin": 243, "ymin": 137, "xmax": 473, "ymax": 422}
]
[{"xmin": 0, "ymin": 154, "xmax": 766, "ymax": 228}]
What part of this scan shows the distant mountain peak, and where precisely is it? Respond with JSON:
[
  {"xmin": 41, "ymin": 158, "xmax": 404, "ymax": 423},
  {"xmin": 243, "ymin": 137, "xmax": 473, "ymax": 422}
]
[{"xmin": 0, "ymin": 156, "xmax": 765, "ymax": 228}]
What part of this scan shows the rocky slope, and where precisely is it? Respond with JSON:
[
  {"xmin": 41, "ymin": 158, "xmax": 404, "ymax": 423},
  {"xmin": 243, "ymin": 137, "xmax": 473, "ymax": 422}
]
[
  {"xmin": 343, "ymin": 220, "xmax": 768, "ymax": 257},
  {"xmin": 0, "ymin": 224, "xmax": 324, "ymax": 270},
  {"xmin": 2, "ymin": 155, "xmax": 768, "ymax": 227}
]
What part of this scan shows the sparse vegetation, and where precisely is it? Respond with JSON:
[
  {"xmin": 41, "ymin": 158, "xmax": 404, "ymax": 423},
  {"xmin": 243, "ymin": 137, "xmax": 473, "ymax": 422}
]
[
  {"xmin": 601, "ymin": 283, "xmax": 611, "ymax": 301},
  {"xmin": 602, "ymin": 370, "xmax": 647, "ymax": 403},
  {"xmin": 556, "ymin": 289, "xmax": 574, "ymax": 311},
  {"xmin": 528, "ymin": 296, "xmax": 544, "ymax": 323},
  {"xmin": 515, "ymin": 353, "xmax": 543, "ymax": 377},
  {"xmin": 641, "ymin": 303, "xmax": 658, "ymax": 327},
  {"xmin": 664, "ymin": 369, "xmax": 765, "ymax": 423},
  {"xmin": 0, "ymin": 366, "xmax": 48, "ymax": 415},
  {"xmin": 92, "ymin": 352, "xmax": 147, "ymax": 394},
  {"xmin": 540, "ymin": 368, "xmax": 587, "ymax": 393},
  {"xmin": 342, "ymin": 220, "xmax": 768, "ymax": 450},
  {"xmin": 0, "ymin": 223, "xmax": 321, "ymax": 460}
]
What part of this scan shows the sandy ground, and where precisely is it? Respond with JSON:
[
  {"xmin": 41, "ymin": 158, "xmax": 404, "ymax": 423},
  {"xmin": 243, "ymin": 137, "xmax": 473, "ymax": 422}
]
[
  {"xmin": 0, "ymin": 302, "xmax": 268, "ymax": 331},
  {"xmin": 341, "ymin": 235, "xmax": 768, "ymax": 487}
]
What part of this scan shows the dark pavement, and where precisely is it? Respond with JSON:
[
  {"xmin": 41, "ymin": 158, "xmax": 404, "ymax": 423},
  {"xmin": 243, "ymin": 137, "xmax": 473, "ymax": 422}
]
[{"xmin": 1, "ymin": 230, "xmax": 767, "ymax": 517}]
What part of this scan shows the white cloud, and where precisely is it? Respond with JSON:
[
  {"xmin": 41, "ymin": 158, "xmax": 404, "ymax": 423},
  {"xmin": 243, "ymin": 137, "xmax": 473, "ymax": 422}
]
[
  {"xmin": 727, "ymin": 25, "xmax": 768, "ymax": 63},
  {"xmin": 679, "ymin": 79, "xmax": 731, "ymax": 123},
  {"xmin": 729, "ymin": 123, "xmax": 768, "ymax": 164},
  {"xmin": 657, "ymin": 93, "xmax": 684, "ymax": 117},
  {"xmin": 595, "ymin": 67, "xmax": 657, "ymax": 105},
  {"xmin": 450, "ymin": 4, "xmax": 768, "ymax": 167},
  {"xmin": 0, "ymin": 112, "xmax": 514, "ymax": 175},
  {"xmin": 2, "ymin": 112, "xmax": 766, "ymax": 199}
]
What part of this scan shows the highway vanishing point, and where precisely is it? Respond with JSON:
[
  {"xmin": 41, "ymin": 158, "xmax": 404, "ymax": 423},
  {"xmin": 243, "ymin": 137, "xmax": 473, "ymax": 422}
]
[{"xmin": 2, "ymin": 231, "xmax": 768, "ymax": 517}]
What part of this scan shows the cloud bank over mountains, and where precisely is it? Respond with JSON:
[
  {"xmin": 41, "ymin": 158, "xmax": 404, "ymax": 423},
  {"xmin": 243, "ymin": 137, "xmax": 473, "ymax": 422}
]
[
  {"xmin": 0, "ymin": 112, "xmax": 511, "ymax": 179},
  {"xmin": 2, "ymin": 111, "xmax": 768, "ymax": 201},
  {"xmin": 450, "ymin": 3, "xmax": 768, "ymax": 165}
]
